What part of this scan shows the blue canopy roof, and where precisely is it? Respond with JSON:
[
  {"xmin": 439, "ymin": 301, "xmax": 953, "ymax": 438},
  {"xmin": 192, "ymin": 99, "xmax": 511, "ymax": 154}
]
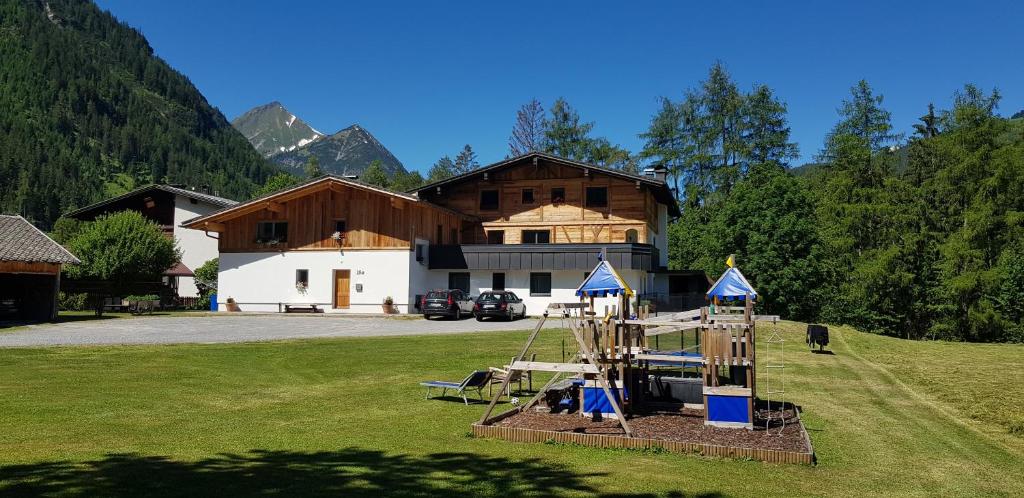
[
  {"xmin": 576, "ymin": 260, "xmax": 634, "ymax": 297},
  {"xmin": 706, "ymin": 267, "xmax": 757, "ymax": 300}
]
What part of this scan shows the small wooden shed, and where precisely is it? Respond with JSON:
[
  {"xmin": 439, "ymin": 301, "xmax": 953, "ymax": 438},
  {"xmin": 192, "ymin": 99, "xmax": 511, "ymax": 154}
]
[{"xmin": 0, "ymin": 215, "xmax": 80, "ymax": 322}]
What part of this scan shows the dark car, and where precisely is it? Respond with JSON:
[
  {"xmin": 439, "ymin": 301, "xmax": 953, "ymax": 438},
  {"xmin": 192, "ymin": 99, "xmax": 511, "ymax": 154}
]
[
  {"xmin": 421, "ymin": 289, "xmax": 475, "ymax": 319},
  {"xmin": 473, "ymin": 291, "xmax": 527, "ymax": 321}
]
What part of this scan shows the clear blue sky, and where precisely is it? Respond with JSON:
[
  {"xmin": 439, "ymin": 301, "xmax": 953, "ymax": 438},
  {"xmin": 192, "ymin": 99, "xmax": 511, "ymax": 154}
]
[{"xmin": 95, "ymin": 0, "xmax": 1024, "ymax": 173}]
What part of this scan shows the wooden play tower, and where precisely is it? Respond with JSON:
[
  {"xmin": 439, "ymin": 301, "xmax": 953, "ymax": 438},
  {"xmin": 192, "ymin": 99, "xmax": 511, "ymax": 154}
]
[{"xmin": 477, "ymin": 258, "xmax": 779, "ymax": 434}]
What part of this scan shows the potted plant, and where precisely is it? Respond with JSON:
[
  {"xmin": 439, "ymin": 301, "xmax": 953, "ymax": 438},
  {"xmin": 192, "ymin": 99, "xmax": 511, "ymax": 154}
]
[
  {"xmin": 382, "ymin": 296, "xmax": 395, "ymax": 314},
  {"xmin": 295, "ymin": 281, "xmax": 308, "ymax": 294},
  {"xmin": 331, "ymin": 231, "xmax": 345, "ymax": 245},
  {"xmin": 226, "ymin": 297, "xmax": 240, "ymax": 312}
]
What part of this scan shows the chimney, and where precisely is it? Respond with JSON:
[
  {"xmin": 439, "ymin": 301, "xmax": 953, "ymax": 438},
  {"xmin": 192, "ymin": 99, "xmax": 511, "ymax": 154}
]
[{"xmin": 642, "ymin": 164, "xmax": 668, "ymax": 183}]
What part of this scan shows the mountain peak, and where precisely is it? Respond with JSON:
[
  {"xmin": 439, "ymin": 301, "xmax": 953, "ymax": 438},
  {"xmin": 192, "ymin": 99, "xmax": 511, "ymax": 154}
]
[
  {"xmin": 231, "ymin": 102, "xmax": 323, "ymax": 158},
  {"xmin": 274, "ymin": 123, "xmax": 405, "ymax": 176}
]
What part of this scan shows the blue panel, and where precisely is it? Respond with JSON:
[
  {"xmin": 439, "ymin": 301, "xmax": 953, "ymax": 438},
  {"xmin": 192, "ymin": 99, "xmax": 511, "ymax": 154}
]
[
  {"xmin": 583, "ymin": 387, "xmax": 627, "ymax": 415},
  {"xmin": 707, "ymin": 395, "xmax": 750, "ymax": 423},
  {"xmin": 210, "ymin": 293, "xmax": 218, "ymax": 311}
]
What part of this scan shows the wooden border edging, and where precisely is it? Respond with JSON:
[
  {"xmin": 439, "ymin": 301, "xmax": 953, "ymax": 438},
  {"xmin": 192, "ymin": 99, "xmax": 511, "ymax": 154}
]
[{"xmin": 471, "ymin": 422, "xmax": 815, "ymax": 465}]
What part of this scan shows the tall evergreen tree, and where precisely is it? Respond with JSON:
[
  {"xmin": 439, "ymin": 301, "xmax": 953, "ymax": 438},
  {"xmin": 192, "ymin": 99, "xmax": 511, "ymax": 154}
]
[
  {"xmin": 821, "ymin": 80, "xmax": 900, "ymax": 160},
  {"xmin": 361, "ymin": 160, "xmax": 389, "ymax": 188},
  {"xmin": 543, "ymin": 98, "xmax": 595, "ymax": 161},
  {"xmin": 639, "ymin": 97, "xmax": 687, "ymax": 197},
  {"xmin": 509, "ymin": 99, "xmax": 547, "ymax": 156},
  {"xmin": 453, "ymin": 145, "xmax": 479, "ymax": 175},
  {"xmin": 699, "ymin": 62, "xmax": 745, "ymax": 191},
  {"xmin": 913, "ymin": 103, "xmax": 940, "ymax": 139},
  {"xmin": 304, "ymin": 155, "xmax": 322, "ymax": 179},
  {"xmin": 741, "ymin": 85, "xmax": 799, "ymax": 165},
  {"xmin": 427, "ymin": 156, "xmax": 456, "ymax": 182}
]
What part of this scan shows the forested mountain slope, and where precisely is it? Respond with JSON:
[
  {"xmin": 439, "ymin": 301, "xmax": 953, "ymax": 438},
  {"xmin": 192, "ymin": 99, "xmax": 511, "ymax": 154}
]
[{"xmin": 0, "ymin": 0, "xmax": 278, "ymax": 228}]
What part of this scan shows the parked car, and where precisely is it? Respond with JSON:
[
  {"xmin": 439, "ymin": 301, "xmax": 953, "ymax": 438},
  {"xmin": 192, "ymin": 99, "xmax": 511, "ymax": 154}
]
[
  {"xmin": 421, "ymin": 289, "xmax": 475, "ymax": 319},
  {"xmin": 473, "ymin": 291, "xmax": 527, "ymax": 321}
]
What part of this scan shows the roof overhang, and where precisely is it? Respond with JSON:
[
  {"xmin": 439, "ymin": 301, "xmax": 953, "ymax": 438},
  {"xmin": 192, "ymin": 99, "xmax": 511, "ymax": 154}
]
[
  {"xmin": 182, "ymin": 175, "xmax": 473, "ymax": 231},
  {"xmin": 64, "ymin": 184, "xmax": 237, "ymax": 220}
]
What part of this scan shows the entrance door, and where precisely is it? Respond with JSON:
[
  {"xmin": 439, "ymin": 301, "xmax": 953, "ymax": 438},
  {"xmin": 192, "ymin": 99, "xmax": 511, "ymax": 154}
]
[{"xmin": 334, "ymin": 270, "xmax": 351, "ymax": 309}]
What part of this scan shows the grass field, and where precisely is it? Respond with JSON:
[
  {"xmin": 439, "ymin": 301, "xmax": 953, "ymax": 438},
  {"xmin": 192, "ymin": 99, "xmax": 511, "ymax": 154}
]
[{"xmin": 0, "ymin": 322, "xmax": 1021, "ymax": 497}]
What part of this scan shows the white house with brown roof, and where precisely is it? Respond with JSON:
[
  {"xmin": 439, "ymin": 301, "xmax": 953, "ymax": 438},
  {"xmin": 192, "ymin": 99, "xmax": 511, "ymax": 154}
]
[{"xmin": 64, "ymin": 184, "xmax": 236, "ymax": 297}]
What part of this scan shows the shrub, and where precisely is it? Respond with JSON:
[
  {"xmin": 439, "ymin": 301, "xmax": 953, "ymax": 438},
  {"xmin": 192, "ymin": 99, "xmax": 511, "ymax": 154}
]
[{"xmin": 58, "ymin": 292, "xmax": 88, "ymax": 311}]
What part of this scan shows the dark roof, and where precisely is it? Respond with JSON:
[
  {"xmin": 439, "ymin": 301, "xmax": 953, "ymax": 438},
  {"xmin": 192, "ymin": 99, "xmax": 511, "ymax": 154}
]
[
  {"xmin": 410, "ymin": 152, "xmax": 681, "ymax": 216},
  {"xmin": 63, "ymin": 184, "xmax": 237, "ymax": 219},
  {"xmin": 0, "ymin": 215, "xmax": 80, "ymax": 264},
  {"xmin": 182, "ymin": 174, "xmax": 470, "ymax": 228}
]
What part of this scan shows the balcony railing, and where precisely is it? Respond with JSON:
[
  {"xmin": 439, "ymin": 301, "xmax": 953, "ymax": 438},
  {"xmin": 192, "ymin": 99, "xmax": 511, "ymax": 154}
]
[{"xmin": 428, "ymin": 243, "xmax": 659, "ymax": 271}]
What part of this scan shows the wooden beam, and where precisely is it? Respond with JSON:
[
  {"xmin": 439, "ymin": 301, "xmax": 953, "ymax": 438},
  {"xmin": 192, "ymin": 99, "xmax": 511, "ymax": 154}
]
[
  {"xmin": 204, "ymin": 221, "xmax": 226, "ymax": 232},
  {"xmin": 478, "ymin": 314, "xmax": 548, "ymax": 425},
  {"xmin": 264, "ymin": 201, "xmax": 284, "ymax": 214},
  {"xmin": 634, "ymin": 353, "xmax": 703, "ymax": 364},
  {"xmin": 510, "ymin": 361, "xmax": 599, "ymax": 374},
  {"xmin": 390, "ymin": 197, "xmax": 405, "ymax": 209}
]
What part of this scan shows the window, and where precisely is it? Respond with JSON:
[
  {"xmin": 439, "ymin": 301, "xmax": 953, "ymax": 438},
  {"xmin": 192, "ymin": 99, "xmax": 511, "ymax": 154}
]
[
  {"xmin": 480, "ymin": 190, "xmax": 499, "ymax": 210},
  {"xmin": 295, "ymin": 269, "xmax": 309, "ymax": 287},
  {"xmin": 492, "ymin": 273, "xmax": 505, "ymax": 290},
  {"xmin": 625, "ymin": 228, "xmax": 639, "ymax": 243},
  {"xmin": 448, "ymin": 272, "xmax": 470, "ymax": 294},
  {"xmin": 530, "ymin": 273, "xmax": 552, "ymax": 296},
  {"xmin": 585, "ymin": 186, "xmax": 608, "ymax": 208},
  {"xmin": 486, "ymin": 230, "xmax": 505, "ymax": 244},
  {"xmin": 521, "ymin": 188, "xmax": 535, "ymax": 204},
  {"xmin": 551, "ymin": 187, "xmax": 565, "ymax": 204},
  {"xmin": 450, "ymin": 228, "xmax": 459, "ymax": 244},
  {"xmin": 335, "ymin": 220, "xmax": 347, "ymax": 233},
  {"xmin": 521, "ymin": 230, "xmax": 550, "ymax": 244},
  {"xmin": 507, "ymin": 292, "xmax": 521, "ymax": 302},
  {"xmin": 415, "ymin": 244, "xmax": 425, "ymax": 262},
  {"xmin": 257, "ymin": 221, "xmax": 288, "ymax": 242},
  {"xmin": 436, "ymin": 225, "xmax": 443, "ymax": 243}
]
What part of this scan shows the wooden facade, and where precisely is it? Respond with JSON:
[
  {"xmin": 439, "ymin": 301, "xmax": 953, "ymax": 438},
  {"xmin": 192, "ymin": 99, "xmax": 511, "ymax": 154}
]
[
  {"xmin": 0, "ymin": 261, "xmax": 60, "ymax": 274},
  {"xmin": 186, "ymin": 179, "xmax": 466, "ymax": 253},
  {"xmin": 417, "ymin": 159, "xmax": 662, "ymax": 245}
]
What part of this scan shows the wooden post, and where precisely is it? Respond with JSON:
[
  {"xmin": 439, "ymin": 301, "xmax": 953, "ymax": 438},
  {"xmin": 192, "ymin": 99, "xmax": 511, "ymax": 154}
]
[
  {"xmin": 570, "ymin": 325, "xmax": 633, "ymax": 437},
  {"xmin": 478, "ymin": 314, "xmax": 548, "ymax": 425}
]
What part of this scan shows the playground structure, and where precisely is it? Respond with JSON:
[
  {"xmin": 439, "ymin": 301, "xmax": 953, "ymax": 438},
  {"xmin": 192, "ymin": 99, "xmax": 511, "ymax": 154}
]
[{"xmin": 477, "ymin": 258, "xmax": 784, "ymax": 436}]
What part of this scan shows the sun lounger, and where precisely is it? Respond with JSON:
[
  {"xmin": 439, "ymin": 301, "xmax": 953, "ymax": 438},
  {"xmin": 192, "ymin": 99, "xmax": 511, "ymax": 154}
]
[{"xmin": 420, "ymin": 370, "xmax": 492, "ymax": 405}]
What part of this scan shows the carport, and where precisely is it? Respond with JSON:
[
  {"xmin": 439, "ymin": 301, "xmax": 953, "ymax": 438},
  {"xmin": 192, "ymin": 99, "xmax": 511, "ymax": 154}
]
[{"xmin": 0, "ymin": 215, "xmax": 80, "ymax": 322}]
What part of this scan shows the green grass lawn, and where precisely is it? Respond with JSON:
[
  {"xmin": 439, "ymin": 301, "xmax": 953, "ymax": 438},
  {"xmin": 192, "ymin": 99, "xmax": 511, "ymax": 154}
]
[{"xmin": 0, "ymin": 322, "xmax": 1021, "ymax": 497}]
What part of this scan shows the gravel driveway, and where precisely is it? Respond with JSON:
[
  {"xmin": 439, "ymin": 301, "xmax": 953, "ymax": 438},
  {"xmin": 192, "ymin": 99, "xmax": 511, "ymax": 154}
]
[{"xmin": 0, "ymin": 314, "xmax": 563, "ymax": 347}]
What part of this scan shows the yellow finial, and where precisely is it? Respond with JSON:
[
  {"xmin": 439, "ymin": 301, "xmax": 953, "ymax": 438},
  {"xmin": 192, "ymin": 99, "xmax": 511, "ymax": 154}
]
[{"xmin": 726, "ymin": 254, "xmax": 735, "ymax": 268}]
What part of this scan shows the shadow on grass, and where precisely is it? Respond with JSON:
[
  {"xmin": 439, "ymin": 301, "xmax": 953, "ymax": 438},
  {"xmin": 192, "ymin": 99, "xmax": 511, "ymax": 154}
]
[{"xmin": 0, "ymin": 448, "xmax": 727, "ymax": 498}]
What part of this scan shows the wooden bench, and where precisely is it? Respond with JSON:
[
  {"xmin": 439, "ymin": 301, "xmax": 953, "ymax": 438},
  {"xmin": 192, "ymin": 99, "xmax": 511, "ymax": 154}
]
[{"xmin": 284, "ymin": 304, "xmax": 321, "ymax": 313}]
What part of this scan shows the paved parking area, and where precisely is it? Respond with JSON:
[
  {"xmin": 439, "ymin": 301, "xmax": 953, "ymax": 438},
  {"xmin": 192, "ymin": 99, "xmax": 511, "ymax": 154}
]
[{"xmin": 0, "ymin": 314, "xmax": 562, "ymax": 347}]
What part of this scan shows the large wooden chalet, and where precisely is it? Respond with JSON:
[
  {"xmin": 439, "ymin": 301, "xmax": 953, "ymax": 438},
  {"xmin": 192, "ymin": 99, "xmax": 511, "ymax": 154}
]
[{"xmin": 183, "ymin": 153, "xmax": 704, "ymax": 314}]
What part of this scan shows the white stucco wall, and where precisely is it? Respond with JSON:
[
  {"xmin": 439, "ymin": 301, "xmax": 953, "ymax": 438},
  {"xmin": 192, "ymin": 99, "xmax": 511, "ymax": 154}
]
[
  {"xmin": 217, "ymin": 249, "xmax": 416, "ymax": 313},
  {"xmin": 419, "ymin": 269, "xmax": 649, "ymax": 317},
  {"xmin": 172, "ymin": 195, "xmax": 222, "ymax": 297}
]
